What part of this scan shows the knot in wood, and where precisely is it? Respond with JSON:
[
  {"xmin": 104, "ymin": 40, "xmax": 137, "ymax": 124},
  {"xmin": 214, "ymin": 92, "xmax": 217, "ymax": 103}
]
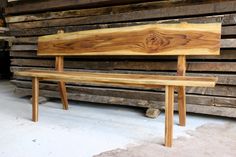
[{"xmin": 146, "ymin": 33, "xmax": 167, "ymax": 52}]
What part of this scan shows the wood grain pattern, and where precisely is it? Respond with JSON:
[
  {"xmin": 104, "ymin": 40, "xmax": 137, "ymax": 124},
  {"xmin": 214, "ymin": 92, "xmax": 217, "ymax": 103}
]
[
  {"xmin": 165, "ymin": 86, "xmax": 174, "ymax": 147},
  {"xmin": 6, "ymin": 12, "xmax": 236, "ymax": 29},
  {"xmin": 13, "ymin": 73, "xmax": 236, "ymax": 97},
  {"xmin": 11, "ymin": 66, "xmax": 236, "ymax": 86},
  {"xmin": 15, "ymin": 70, "xmax": 217, "ymax": 87},
  {"xmin": 38, "ymin": 23, "xmax": 221, "ymax": 56},
  {"xmin": 32, "ymin": 77, "xmax": 39, "ymax": 122},
  {"xmin": 5, "ymin": 0, "xmax": 156, "ymax": 15},
  {"xmin": 177, "ymin": 56, "xmax": 186, "ymax": 126},
  {"xmin": 55, "ymin": 56, "xmax": 69, "ymax": 110},
  {"xmin": 6, "ymin": 1, "xmax": 235, "ymax": 29},
  {"xmin": 8, "ymin": 21, "xmax": 230, "ymax": 37},
  {"xmin": 5, "ymin": 1, "xmax": 193, "ymax": 23},
  {"xmin": 12, "ymin": 59, "xmax": 236, "ymax": 72}
]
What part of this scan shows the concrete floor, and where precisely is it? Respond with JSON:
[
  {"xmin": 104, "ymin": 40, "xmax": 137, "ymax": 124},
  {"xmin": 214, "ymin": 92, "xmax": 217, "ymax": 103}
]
[{"xmin": 0, "ymin": 80, "xmax": 234, "ymax": 157}]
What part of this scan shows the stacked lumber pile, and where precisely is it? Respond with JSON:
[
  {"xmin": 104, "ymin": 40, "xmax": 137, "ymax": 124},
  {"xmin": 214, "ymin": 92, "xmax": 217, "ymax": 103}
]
[
  {"xmin": 5, "ymin": 0, "xmax": 236, "ymax": 117},
  {"xmin": 0, "ymin": 0, "xmax": 10, "ymax": 79}
]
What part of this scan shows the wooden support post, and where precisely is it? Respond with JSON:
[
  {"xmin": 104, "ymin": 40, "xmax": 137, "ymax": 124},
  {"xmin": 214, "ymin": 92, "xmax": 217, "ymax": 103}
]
[
  {"xmin": 177, "ymin": 55, "xmax": 186, "ymax": 126},
  {"xmin": 32, "ymin": 77, "xmax": 39, "ymax": 122},
  {"xmin": 58, "ymin": 81, "xmax": 69, "ymax": 110},
  {"xmin": 55, "ymin": 29, "xmax": 69, "ymax": 110},
  {"xmin": 165, "ymin": 86, "xmax": 174, "ymax": 147},
  {"xmin": 55, "ymin": 56, "xmax": 69, "ymax": 110}
]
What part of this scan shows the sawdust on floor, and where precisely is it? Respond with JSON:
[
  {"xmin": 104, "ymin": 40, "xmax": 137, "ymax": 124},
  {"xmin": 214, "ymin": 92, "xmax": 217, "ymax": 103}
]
[{"xmin": 94, "ymin": 122, "xmax": 236, "ymax": 157}]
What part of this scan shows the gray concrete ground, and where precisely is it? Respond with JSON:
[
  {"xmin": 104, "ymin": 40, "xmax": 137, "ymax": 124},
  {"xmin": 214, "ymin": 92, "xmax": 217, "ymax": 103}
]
[{"xmin": 0, "ymin": 80, "xmax": 235, "ymax": 157}]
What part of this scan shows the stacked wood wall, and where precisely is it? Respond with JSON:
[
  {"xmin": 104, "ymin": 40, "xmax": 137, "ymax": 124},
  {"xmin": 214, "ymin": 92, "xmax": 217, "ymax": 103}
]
[{"xmin": 5, "ymin": 0, "xmax": 236, "ymax": 117}]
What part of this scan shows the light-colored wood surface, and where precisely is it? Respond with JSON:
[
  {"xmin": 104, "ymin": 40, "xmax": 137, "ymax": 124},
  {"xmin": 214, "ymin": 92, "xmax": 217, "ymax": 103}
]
[
  {"xmin": 58, "ymin": 81, "xmax": 69, "ymax": 110},
  {"xmin": 32, "ymin": 77, "xmax": 39, "ymax": 122},
  {"xmin": 55, "ymin": 56, "xmax": 69, "ymax": 110},
  {"xmin": 15, "ymin": 70, "xmax": 217, "ymax": 87},
  {"xmin": 55, "ymin": 56, "xmax": 64, "ymax": 72},
  {"xmin": 178, "ymin": 87, "xmax": 186, "ymax": 126},
  {"xmin": 165, "ymin": 86, "xmax": 174, "ymax": 147},
  {"xmin": 177, "ymin": 55, "xmax": 186, "ymax": 126},
  {"xmin": 38, "ymin": 23, "xmax": 221, "ymax": 56}
]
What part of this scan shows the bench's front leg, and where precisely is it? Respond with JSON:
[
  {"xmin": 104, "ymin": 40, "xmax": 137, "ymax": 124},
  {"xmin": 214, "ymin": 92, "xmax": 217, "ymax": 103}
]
[
  {"xmin": 32, "ymin": 77, "xmax": 39, "ymax": 122},
  {"xmin": 178, "ymin": 86, "xmax": 186, "ymax": 126},
  {"xmin": 165, "ymin": 86, "xmax": 174, "ymax": 147}
]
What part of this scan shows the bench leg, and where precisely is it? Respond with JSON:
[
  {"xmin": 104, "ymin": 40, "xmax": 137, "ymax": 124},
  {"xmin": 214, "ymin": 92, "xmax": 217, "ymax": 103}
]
[
  {"xmin": 165, "ymin": 86, "xmax": 174, "ymax": 147},
  {"xmin": 58, "ymin": 81, "xmax": 69, "ymax": 110},
  {"xmin": 32, "ymin": 77, "xmax": 39, "ymax": 122},
  {"xmin": 178, "ymin": 86, "xmax": 186, "ymax": 126},
  {"xmin": 177, "ymin": 55, "xmax": 186, "ymax": 126}
]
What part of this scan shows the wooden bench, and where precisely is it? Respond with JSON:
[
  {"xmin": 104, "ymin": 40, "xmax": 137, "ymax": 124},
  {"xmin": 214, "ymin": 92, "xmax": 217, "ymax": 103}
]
[{"xmin": 15, "ymin": 23, "xmax": 221, "ymax": 147}]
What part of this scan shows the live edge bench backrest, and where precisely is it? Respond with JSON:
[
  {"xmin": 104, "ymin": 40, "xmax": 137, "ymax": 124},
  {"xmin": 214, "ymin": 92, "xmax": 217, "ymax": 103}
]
[{"xmin": 38, "ymin": 23, "xmax": 221, "ymax": 57}]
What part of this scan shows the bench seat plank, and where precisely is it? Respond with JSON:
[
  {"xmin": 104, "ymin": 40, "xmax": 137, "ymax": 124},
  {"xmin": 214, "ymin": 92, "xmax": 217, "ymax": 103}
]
[{"xmin": 15, "ymin": 70, "xmax": 217, "ymax": 88}]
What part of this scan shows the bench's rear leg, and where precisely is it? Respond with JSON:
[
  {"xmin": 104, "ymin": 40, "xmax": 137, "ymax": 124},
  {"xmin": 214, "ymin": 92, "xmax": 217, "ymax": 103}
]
[
  {"xmin": 58, "ymin": 81, "xmax": 69, "ymax": 110},
  {"xmin": 32, "ymin": 77, "xmax": 39, "ymax": 122},
  {"xmin": 177, "ymin": 55, "xmax": 186, "ymax": 126},
  {"xmin": 165, "ymin": 86, "xmax": 174, "ymax": 147},
  {"xmin": 55, "ymin": 52, "xmax": 69, "ymax": 110},
  {"xmin": 178, "ymin": 87, "xmax": 186, "ymax": 126}
]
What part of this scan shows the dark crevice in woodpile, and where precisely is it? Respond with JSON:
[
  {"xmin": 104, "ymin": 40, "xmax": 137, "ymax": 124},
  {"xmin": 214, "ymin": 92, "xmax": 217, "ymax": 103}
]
[
  {"xmin": 5, "ymin": 0, "xmax": 236, "ymax": 117},
  {"xmin": 0, "ymin": 0, "xmax": 10, "ymax": 79}
]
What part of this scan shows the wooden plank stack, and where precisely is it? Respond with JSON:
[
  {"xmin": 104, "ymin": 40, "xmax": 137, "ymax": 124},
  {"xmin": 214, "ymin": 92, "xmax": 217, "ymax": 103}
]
[{"xmin": 5, "ymin": 0, "xmax": 236, "ymax": 117}]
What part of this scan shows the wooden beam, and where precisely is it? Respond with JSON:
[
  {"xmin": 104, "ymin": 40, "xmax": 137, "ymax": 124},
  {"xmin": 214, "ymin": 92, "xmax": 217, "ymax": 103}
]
[
  {"xmin": 11, "ymin": 74, "xmax": 236, "ymax": 98},
  {"xmin": 5, "ymin": 0, "xmax": 236, "ymax": 20},
  {"xmin": 10, "ymin": 59, "xmax": 236, "ymax": 72},
  {"xmin": 177, "ymin": 56, "xmax": 186, "ymax": 126},
  {"xmin": 32, "ymin": 77, "xmax": 39, "ymax": 122},
  {"xmin": 37, "ymin": 23, "xmax": 221, "ymax": 56},
  {"xmin": 12, "ymin": 37, "xmax": 38, "ymax": 44},
  {"xmin": 9, "ymin": 38, "xmax": 236, "ymax": 49},
  {"xmin": 8, "ymin": 22, "xmax": 232, "ymax": 37},
  {"xmin": 222, "ymin": 26, "xmax": 236, "ymax": 35},
  {"xmin": 55, "ymin": 56, "xmax": 69, "ymax": 110},
  {"xmin": 55, "ymin": 30, "xmax": 69, "ymax": 110},
  {"xmin": 11, "ymin": 45, "xmax": 37, "ymax": 51},
  {"xmin": 11, "ymin": 66, "xmax": 236, "ymax": 86},
  {"xmin": 15, "ymin": 70, "xmax": 217, "ymax": 87},
  {"xmin": 221, "ymin": 39, "xmax": 236, "ymax": 48},
  {"xmin": 8, "ymin": 50, "xmax": 236, "ymax": 61},
  {"xmin": 5, "ymin": 0, "xmax": 164, "ymax": 15},
  {"xmin": 11, "ymin": 80, "xmax": 236, "ymax": 109},
  {"xmin": 6, "ymin": 10, "xmax": 236, "ymax": 27},
  {"xmin": 8, "ymin": 49, "xmax": 236, "ymax": 60},
  {"xmin": 7, "ymin": 12, "xmax": 236, "ymax": 30},
  {"xmin": 14, "ymin": 86, "xmax": 236, "ymax": 118},
  {"xmin": 165, "ymin": 86, "xmax": 174, "ymax": 147},
  {"xmin": 5, "ymin": 1, "xmax": 197, "ymax": 23}
]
